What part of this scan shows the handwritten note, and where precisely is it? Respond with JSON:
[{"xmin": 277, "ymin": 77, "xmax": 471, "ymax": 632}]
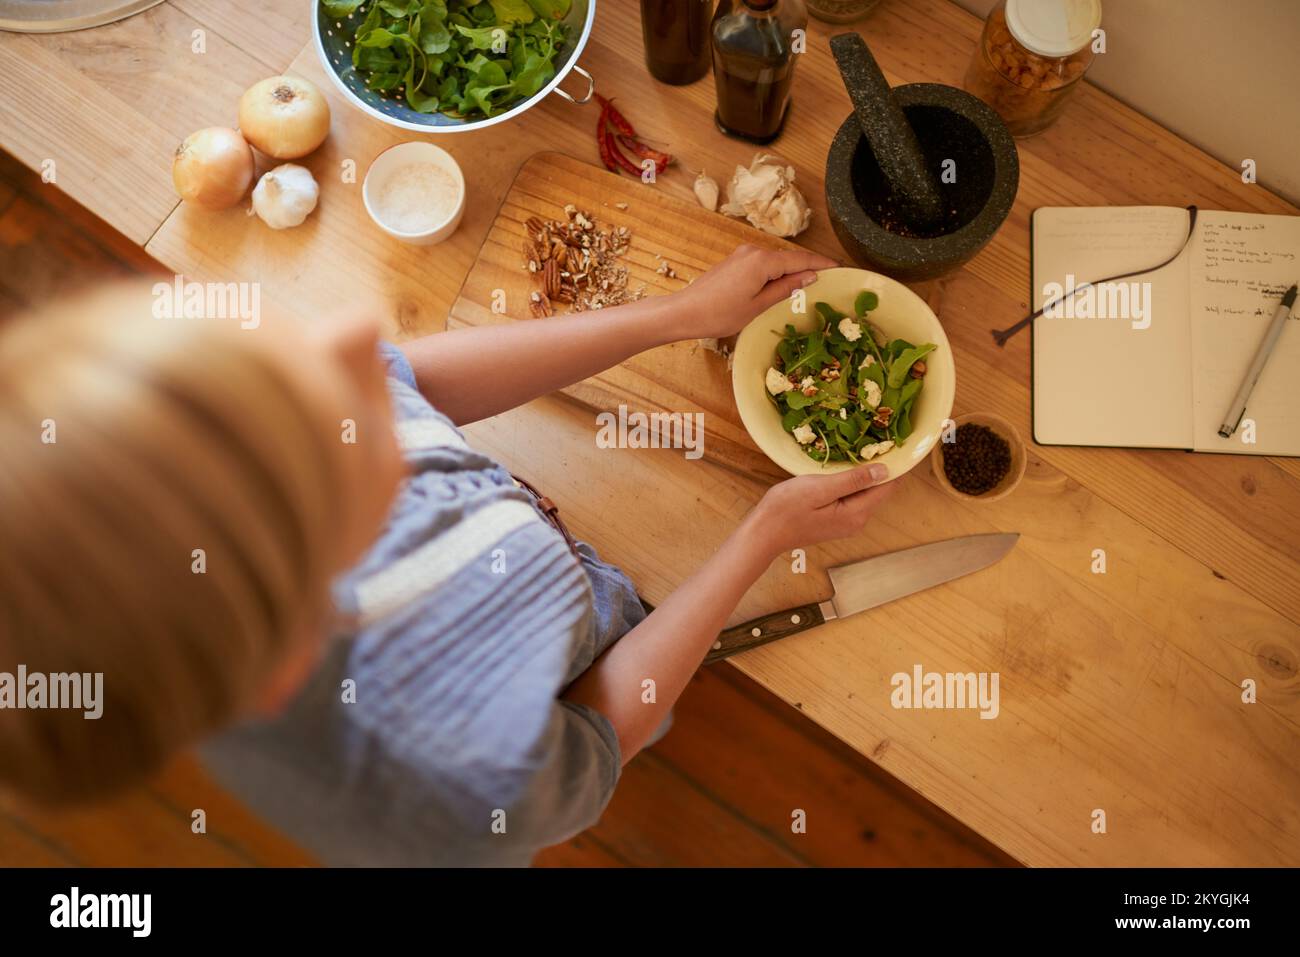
[{"xmin": 1191, "ymin": 210, "xmax": 1300, "ymax": 454}]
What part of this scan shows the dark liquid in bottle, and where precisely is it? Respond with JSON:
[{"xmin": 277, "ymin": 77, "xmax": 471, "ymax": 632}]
[
  {"xmin": 641, "ymin": 0, "xmax": 713, "ymax": 86},
  {"xmin": 711, "ymin": 0, "xmax": 799, "ymax": 144}
]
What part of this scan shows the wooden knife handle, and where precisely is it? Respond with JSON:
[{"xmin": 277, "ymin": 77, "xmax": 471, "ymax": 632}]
[{"xmin": 705, "ymin": 602, "xmax": 827, "ymax": 664}]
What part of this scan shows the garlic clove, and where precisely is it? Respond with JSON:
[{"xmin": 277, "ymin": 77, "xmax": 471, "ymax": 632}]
[{"xmin": 693, "ymin": 170, "xmax": 720, "ymax": 212}]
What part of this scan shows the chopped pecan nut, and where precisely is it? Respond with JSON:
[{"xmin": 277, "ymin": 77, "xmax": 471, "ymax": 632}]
[
  {"xmin": 872, "ymin": 406, "xmax": 894, "ymax": 429},
  {"xmin": 528, "ymin": 289, "xmax": 553, "ymax": 318},
  {"xmin": 518, "ymin": 206, "xmax": 644, "ymax": 316}
]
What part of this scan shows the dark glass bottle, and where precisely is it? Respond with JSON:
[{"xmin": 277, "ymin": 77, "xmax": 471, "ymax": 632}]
[
  {"xmin": 710, "ymin": 0, "xmax": 807, "ymax": 144},
  {"xmin": 641, "ymin": 0, "xmax": 714, "ymax": 86}
]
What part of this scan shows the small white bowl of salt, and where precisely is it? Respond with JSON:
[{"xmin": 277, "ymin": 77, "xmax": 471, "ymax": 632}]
[{"xmin": 363, "ymin": 141, "xmax": 466, "ymax": 245}]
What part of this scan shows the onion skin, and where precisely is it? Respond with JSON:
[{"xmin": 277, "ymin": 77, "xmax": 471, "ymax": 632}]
[
  {"xmin": 238, "ymin": 75, "xmax": 331, "ymax": 160},
  {"xmin": 172, "ymin": 127, "xmax": 255, "ymax": 210}
]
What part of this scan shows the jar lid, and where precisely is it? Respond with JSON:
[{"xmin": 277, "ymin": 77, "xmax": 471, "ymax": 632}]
[{"xmin": 1005, "ymin": 0, "xmax": 1102, "ymax": 58}]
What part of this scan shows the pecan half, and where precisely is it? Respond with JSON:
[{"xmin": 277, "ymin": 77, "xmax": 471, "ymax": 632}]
[{"xmin": 543, "ymin": 260, "xmax": 561, "ymax": 299}]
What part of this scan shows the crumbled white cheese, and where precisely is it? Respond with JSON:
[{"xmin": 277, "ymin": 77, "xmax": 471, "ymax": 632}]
[
  {"xmin": 837, "ymin": 318, "xmax": 862, "ymax": 341},
  {"xmin": 861, "ymin": 379, "xmax": 882, "ymax": 410},
  {"xmin": 839, "ymin": 408, "xmax": 848, "ymax": 419},
  {"xmin": 799, "ymin": 376, "xmax": 815, "ymax": 392},
  {"xmin": 765, "ymin": 367, "xmax": 792, "ymax": 395},
  {"xmin": 793, "ymin": 423, "xmax": 816, "ymax": 445},
  {"xmin": 859, "ymin": 354, "xmax": 876, "ymax": 369},
  {"xmin": 861, "ymin": 439, "xmax": 894, "ymax": 459}
]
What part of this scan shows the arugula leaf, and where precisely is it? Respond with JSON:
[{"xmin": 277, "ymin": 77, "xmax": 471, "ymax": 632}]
[
  {"xmin": 898, "ymin": 376, "xmax": 923, "ymax": 409},
  {"xmin": 358, "ymin": 27, "xmax": 401, "ymax": 48},
  {"xmin": 887, "ymin": 343, "xmax": 936, "ymax": 389},
  {"xmin": 356, "ymin": 44, "xmax": 401, "ymax": 73},
  {"xmin": 814, "ymin": 301, "xmax": 845, "ymax": 329},
  {"xmin": 404, "ymin": 60, "xmax": 440, "ymax": 112},
  {"xmin": 468, "ymin": 2, "xmax": 497, "ymax": 24},
  {"xmin": 895, "ymin": 408, "xmax": 914, "ymax": 442},
  {"xmin": 854, "ymin": 290, "xmax": 879, "ymax": 315},
  {"xmin": 525, "ymin": 0, "xmax": 572, "ymax": 18},
  {"xmin": 491, "ymin": 0, "xmax": 536, "ymax": 24},
  {"xmin": 786, "ymin": 329, "xmax": 832, "ymax": 374},
  {"xmin": 420, "ymin": 17, "xmax": 452, "ymax": 53},
  {"xmin": 456, "ymin": 22, "xmax": 508, "ymax": 51},
  {"xmin": 366, "ymin": 70, "xmax": 404, "ymax": 91},
  {"xmin": 512, "ymin": 51, "xmax": 554, "ymax": 97},
  {"xmin": 885, "ymin": 339, "xmax": 911, "ymax": 362},
  {"xmin": 323, "ymin": 0, "xmax": 365, "ymax": 16}
]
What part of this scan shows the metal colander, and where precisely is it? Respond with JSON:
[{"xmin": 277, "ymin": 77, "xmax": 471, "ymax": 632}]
[{"xmin": 312, "ymin": 0, "xmax": 595, "ymax": 133}]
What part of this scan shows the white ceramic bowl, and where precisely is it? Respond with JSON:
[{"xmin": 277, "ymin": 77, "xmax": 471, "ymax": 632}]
[
  {"xmin": 732, "ymin": 267, "xmax": 956, "ymax": 479},
  {"xmin": 362, "ymin": 142, "xmax": 465, "ymax": 245}
]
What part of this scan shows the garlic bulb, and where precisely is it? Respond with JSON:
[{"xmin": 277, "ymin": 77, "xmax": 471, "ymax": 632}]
[
  {"xmin": 250, "ymin": 163, "xmax": 319, "ymax": 229},
  {"xmin": 719, "ymin": 154, "xmax": 812, "ymax": 238},
  {"xmin": 693, "ymin": 170, "xmax": 720, "ymax": 212}
]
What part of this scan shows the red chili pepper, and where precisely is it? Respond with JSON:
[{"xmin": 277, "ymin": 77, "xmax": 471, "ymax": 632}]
[
  {"xmin": 601, "ymin": 115, "xmax": 642, "ymax": 178},
  {"xmin": 596, "ymin": 105, "xmax": 621, "ymax": 174},
  {"xmin": 617, "ymin": 134, "xmax": 672, "ymax": 173},
  {"xmin": 595, "ymin": 93, "xmax": 640, "ymax": 140}
]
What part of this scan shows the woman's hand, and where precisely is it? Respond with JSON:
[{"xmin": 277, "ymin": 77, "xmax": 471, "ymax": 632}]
[
  {"xmin": 740, "ymin": 463, "xmax": 896, "ymax": 559},
  {"xmin": 672, "ymin": 244, "xmax": 839, "ymax": 340},
  {"xmin": 566, "ymin": 459, "xmax": 895, "ymax": 764}
]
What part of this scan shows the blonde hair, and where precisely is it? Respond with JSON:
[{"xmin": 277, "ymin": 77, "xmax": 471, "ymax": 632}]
[{"xmin": 0, "ymin": 283, "xmax": 354, "ymax": 805}]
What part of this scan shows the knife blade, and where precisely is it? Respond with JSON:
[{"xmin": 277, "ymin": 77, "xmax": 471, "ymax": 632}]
[{"xmin": 705, "ymin": 533, "xmax": 1019, "ymax": 663}]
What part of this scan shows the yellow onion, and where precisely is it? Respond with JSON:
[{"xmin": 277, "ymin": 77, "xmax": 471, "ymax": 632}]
[
  {"xmin": 172, "ymin": 127, "xmax": 255, "ymax": 210},
  {"xmin": 238, "ymin": 75, "xmax": 331, "ymax": 160}
]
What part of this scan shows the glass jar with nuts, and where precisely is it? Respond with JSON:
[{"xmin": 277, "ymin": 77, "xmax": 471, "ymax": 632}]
[{"xmin": 964, "ymin": 0, "xmax": 1102, "ymax": 137}]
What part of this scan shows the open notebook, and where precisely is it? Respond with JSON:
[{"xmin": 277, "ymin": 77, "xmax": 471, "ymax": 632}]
[{"xmin": 1031, "ymin": 206, "xmax": 1300, "ymax": 456}]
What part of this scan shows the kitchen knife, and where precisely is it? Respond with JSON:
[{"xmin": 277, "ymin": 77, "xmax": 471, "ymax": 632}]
[{"xmin": 705, "ymin": 533, "xmax": 1019, "ymax": 663}]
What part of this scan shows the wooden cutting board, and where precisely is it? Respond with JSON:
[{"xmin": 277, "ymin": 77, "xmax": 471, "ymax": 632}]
[{"xmin": 447, "ymin": 150, "xmax": 799, "ymax": 483}]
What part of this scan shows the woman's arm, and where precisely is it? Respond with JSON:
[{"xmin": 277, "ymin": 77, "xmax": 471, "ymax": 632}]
[
  {"xmin": 400, "ymin": 246, "xmax": 836, "ymax": 425},
  {"xmin": 562, "ymin": 463, "xmax": 895, "ymax": 763}
]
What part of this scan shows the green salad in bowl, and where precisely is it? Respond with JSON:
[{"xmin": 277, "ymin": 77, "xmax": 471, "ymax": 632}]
[
  {"xmin": 767, "ymin": 292, "xmax": 936, "ymax": 465},
  {"xmin": 731, "ymin": 267, "xmax": 954, "ymax": 479}
]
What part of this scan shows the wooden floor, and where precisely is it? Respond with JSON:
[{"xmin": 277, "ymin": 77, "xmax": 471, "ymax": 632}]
[{"xmin": 0, "ymin": 150, "xmax": 1016, "ymax": 868}]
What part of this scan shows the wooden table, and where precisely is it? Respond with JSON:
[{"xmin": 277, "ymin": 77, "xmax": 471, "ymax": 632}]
[{"xmin": 3, "ymin": 0, "xmax": 1297, "ymax": 867}]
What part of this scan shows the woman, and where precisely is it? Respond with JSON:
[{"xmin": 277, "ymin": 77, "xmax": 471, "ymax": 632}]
[{"xmin": 0, "ymin": 245, "xmax": 894, "ymax": 864}]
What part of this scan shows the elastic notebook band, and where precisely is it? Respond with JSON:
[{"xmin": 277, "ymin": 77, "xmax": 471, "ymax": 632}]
[{"xmin": 992, "ymin": 205, "xmax": 1199, "ymax": 347}]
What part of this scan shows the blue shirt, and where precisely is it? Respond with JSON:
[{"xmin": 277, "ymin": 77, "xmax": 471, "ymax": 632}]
[{"xmin": 201, "ymin": 344, "xmax": 647, "ymax": 865}]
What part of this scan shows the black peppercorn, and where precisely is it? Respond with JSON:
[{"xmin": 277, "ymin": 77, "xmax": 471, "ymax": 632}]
[{"xmin": 942, "ymin": 423, "xmax": 1011, "ymax": 495}]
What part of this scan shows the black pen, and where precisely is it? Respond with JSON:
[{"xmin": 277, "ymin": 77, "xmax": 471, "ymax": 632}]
[{"xmin": 1218, "ymin": 283, "xmax": 1298, "ymax": 438}]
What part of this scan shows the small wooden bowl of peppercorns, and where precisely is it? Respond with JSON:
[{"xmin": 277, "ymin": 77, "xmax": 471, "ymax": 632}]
[{"xmin": 930, "ymin": 412, "xmax": 1026, "ymax": 503}]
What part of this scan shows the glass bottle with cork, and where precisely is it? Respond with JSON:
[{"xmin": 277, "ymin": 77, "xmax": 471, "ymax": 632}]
[
  {"xmin": 641, "ymin": 0, "xmax": 714, "ymax": 86},
  {"xmin": 710, "ymin": 0, "xmax": 808, "ymax": 144},
  {"xmin": 964, "ymin": 0, "xmax": 1102, "ymax": 137}
]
